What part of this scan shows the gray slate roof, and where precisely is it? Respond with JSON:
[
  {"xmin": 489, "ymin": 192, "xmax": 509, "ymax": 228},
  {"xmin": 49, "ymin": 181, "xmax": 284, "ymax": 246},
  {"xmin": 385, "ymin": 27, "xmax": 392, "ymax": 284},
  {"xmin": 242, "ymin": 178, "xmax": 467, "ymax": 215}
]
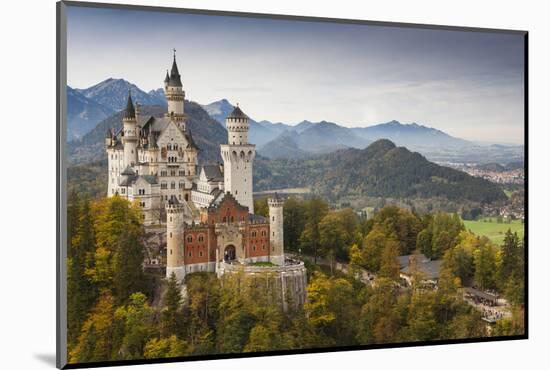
[
  {"xmin": 124, "ymin": 93, "xmax": 136, "ymax": 119},
  {"xmin": 121, "ymin": 166, "xmax": 136, "ymax": 176},
  {"xmin": 168, "ymin": 56, "xmax": 182, "ymax": 87},
  {"xmin": 202, "ymin": 165, "xmax": 223, "ymax": 182},
  {"xmin": 141, "ymin": 175, "xmax": 158, "ymax": 185},
  {"xmin": 398, "ymin": 253, "xmax": 442, "ymax": 280},
  {"xmin": 227, "ymin": 105, "xmax": 248, "ymax": 119}
]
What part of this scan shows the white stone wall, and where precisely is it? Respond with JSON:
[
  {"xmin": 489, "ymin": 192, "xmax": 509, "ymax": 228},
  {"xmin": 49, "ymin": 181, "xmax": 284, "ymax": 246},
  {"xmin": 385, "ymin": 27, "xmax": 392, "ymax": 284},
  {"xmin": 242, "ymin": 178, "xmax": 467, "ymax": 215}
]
[
  {"xmin": 268, "ymin": 199, "xmax": 284, "ymax": 265},
  {"xmin": 165, "ymin": 85, "xmax": 185, "ymax": 116},
  {"xmin": 107, "ymin": 148, "xmax": 124, "ymax": 197},
  {"xmin": 221, "ymin": 145, "xmax": 255, "ymax": 214},
  {"xmin": 166, "ymin": 204, "xmax": 185, "ymax": 280}
]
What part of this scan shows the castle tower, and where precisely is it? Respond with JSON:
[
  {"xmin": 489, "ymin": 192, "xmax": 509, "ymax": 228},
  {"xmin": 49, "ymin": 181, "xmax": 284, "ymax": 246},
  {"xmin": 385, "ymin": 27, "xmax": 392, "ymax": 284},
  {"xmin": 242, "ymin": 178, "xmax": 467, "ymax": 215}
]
[
  {"xmin": 166, "ymin": 198, "xmax": 186, "ymax": 281},
  {"xmin": 220, "ymin": 105, "xmax": 256, "ymax": 213},
  {"xmin": 122, "ymin": 92, "xmax": 138, "ymax": 168},
  {"xmin": 268, "ymin": 194, "xmax": 284, "ymax": 265},
  {"xmin": 164, "ymin": 50, "xmax": 186, "ymax": 127}
]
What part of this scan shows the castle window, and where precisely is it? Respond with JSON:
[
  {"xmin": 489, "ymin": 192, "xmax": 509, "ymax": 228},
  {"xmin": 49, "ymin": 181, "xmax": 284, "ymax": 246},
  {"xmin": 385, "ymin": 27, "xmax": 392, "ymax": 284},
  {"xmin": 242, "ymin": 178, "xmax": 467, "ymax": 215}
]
[
  {"xmin": 171, "ymin": 170, "xmax": 176, "ymax": 176},
  {"xmin": 263, "ymin": 244, "xmax": 266, "ymax": 250},
  {"xmin": 273, "ymin": 232, "xmax": 275, "ymax": 237},
  {"xmin": 170, "ymin": 217, "xmax": 172, "ymax": 222},
  {"xmin": 179, "ymin": 170, "xmax": 185, "ymax": 176},
  {"xmin": 179, "ymin": 182, "xmax": 184, "ymax": 189},
  {"xmin": 252, "ymin": 231, "xmax": 257, "ymax": 237},
  {"xmin": 161, "ymin": 182, "xmax": 167, "ymax": 189},
  {"xmin": 198, "ymin": 235, "xmax": 204, "ymax": 242},
  {"xmin": 161, "ymin": 170, "xmax": 167, "ymax": 177},
  {"xmin": 199, "ymin": 251, "xmax": 203, "ymax": 257},
  {"xmin": 272, "ymin": 216, "xmax": 275, "ymax": 221},
  {"xmin": 171, "ymin": 182, "xmax": 175, "ymax": 189},
  {"xmin": 187, "ymin": 235, "xmax": 193, "ymax": 243},
  {"xmin": 188, "ymin": 251, "xmax": 192, "ymax": 257},
  {"xmin": 169, "ymin": 232, "xmax": 172, "ymax": 238}
]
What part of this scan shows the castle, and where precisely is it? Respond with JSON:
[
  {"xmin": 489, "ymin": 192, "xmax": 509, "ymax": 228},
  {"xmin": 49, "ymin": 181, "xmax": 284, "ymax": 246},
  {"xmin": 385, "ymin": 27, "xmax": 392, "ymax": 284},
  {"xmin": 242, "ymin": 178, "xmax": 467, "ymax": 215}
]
[{"xmin": 105, "ymin": 53, "xmax": 307, "ymax": 308}]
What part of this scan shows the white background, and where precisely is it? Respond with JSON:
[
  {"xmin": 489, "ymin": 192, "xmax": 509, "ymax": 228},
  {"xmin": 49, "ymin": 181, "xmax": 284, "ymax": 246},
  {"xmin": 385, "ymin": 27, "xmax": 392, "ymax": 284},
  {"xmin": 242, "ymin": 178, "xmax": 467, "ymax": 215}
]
[{"xmin": 0, "ymin": 0, "xmax": 546, "ymax": 369}]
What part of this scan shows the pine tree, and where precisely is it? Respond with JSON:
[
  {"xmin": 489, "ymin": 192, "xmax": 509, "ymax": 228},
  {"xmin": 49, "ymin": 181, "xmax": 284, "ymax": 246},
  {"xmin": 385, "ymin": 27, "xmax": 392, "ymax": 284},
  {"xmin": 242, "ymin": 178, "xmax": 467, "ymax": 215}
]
[
  {"xmin": 67, "ymin": 197, "xmax": 98, "ymax": 348},
  {"xmin": 160, "ymin": 273, "xmax": 184, "ymax": 337}
]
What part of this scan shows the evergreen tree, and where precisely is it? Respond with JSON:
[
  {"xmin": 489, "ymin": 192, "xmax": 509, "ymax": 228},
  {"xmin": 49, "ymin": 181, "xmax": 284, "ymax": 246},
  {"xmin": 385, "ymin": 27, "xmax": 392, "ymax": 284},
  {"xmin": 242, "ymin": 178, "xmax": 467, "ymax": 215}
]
[
  {"xmin": 67, "ymin": 197, "xmax": 98, "ymax": 348},
  {"xmin": 160, "ymin": 273, "xmax": 184, "ymax": 337}
]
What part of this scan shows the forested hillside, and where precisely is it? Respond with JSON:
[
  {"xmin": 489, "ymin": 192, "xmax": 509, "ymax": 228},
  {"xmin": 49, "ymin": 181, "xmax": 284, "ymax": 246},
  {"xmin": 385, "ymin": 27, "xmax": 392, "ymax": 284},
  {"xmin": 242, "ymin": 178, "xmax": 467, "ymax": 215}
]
[
  {"xmin": 254, "ymin": 139, "xmax": 507, "ymax": 205},
  {"xmin": 66, "ymin": 194, "xmax": 524, "ymax": 364}
]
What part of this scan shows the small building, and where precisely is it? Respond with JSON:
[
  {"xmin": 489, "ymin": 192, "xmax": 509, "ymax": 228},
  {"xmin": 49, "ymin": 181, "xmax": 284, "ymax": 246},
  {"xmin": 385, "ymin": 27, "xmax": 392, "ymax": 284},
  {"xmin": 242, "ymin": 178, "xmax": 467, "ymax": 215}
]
[{"xmin": 398, "ymin": 253, "xmax": 442, "ymax": 287}]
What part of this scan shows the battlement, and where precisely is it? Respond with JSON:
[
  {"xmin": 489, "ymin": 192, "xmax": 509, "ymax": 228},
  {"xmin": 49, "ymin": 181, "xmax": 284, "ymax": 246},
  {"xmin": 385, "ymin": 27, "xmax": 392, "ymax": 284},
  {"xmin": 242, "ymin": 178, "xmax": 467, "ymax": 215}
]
[
  {"xmin": 268, "ymin": 195, "xmax": 284, "ymax": 207},
  {"xmin": 166, "ymin": 200, "xmax": 185, "ymax": 213}
]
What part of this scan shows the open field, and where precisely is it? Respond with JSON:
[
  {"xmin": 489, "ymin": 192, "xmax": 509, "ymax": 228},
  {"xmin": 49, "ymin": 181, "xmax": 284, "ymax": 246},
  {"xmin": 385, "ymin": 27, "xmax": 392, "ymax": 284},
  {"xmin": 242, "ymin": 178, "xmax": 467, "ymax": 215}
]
[{"xmin": 462, "ymin": 217, "xmax": 524, "ymax": 245}]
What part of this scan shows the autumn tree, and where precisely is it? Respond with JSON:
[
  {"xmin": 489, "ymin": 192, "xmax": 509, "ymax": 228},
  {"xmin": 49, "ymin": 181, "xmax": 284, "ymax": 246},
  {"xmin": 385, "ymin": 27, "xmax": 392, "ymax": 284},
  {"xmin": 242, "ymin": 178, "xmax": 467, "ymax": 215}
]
[
  {"xmin": 299, "ymin": 197, "xmax": 329, "ymax": 263},
  {"xmin": 254, "ymin": 197, "xmax": 269, "ymax": 218},
  {"xmin": 114, "ymin": 292, "xmax": 155, "ymax": 360},
  {"xmin": 473, "ymin": 239, "xmax": 498, "ymax": 290},
  {"xmin": 442, "ymin": 231, "xmax": 476, "ymax": 286},
  {"xmin": 88, "ymin": 196, "xmax": 146, "ymax": 304},
  {"xmin": 70, "ymin": 292, "xmax": 117, "ymax": 363},
  {"xmin": 283, "ymin": 197, "xmax": 306, "ymax": 253},
  {"xmin": 319, "ymin": 208, "xmax": 360, "ymax": 264},
  {"xmin": 143, "ymin": 336, "xmax": 188, "ymax": 359},
  {"xmin": 378, "ymin": 240, "xmax": 401, "ymax": 281}
]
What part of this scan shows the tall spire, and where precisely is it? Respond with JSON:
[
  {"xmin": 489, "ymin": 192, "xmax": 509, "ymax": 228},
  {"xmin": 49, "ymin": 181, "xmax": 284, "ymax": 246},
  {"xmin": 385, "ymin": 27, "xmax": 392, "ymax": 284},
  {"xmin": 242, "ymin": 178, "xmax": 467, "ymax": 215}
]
[
  {"xmin": 164, "ymin": 69, "xmax": 170, "ymax": 83},
  {"xmin": 123, "ymin": 91, "xmax": 136, "ymax": 119},
  {"xmin": 168, "ymin": 48, "xmax": 182, "ymax": 87}
]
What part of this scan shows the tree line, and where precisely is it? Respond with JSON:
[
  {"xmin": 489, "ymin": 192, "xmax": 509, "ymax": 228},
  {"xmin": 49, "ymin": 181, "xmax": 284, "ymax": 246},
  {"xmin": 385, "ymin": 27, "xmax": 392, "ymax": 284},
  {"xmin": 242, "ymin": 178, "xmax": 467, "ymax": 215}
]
[{"xmin": 67, "ymin": 193, "xmax": 524, "ymax": 364}]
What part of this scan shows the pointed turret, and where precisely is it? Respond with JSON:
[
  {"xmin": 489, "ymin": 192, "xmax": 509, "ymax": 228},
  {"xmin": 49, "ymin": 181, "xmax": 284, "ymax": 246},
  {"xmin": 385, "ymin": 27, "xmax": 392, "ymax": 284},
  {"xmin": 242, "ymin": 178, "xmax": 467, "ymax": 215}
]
[
  {"xmin": 168, "ymin": 50, "xmax": 182, "ymax": 87},
  {"xmin": 164, "ymin": 49, "xmax": 186, "ymax": 125},
  {"xmin": 123, "ymin": 92, "xmax": 136, "ymax": 119}
]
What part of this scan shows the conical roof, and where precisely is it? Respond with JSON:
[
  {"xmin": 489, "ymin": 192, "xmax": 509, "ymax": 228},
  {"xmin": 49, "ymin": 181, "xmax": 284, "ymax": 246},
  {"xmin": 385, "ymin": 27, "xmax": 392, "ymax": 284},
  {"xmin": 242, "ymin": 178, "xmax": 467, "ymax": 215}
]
[
  {"xmin": 123, "ymin": 92, "xmax": 136, "ymax": 119},
  {"xmin": 227, "ymin": 105, "xmax": 248, "ymax": 120},
  {"xmin": 168, "ymin": 52, "xmax": 182, "ymax": 87}
]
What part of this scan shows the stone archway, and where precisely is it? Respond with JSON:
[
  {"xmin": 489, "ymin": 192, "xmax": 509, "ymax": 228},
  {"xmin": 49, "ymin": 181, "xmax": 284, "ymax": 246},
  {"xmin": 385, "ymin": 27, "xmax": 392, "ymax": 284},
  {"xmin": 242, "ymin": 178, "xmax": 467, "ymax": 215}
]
[{"xmin": 224, "ymin": 245, "xmax": 236, "ymax": 262}]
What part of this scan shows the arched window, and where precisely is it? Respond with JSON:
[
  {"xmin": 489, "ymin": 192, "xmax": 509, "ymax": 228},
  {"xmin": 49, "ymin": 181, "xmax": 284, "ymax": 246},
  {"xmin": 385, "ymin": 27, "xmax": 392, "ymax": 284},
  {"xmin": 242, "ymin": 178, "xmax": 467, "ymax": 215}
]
[{"xmin": 187, "ymin": 235, "xmax": 193, "ymax": 243}]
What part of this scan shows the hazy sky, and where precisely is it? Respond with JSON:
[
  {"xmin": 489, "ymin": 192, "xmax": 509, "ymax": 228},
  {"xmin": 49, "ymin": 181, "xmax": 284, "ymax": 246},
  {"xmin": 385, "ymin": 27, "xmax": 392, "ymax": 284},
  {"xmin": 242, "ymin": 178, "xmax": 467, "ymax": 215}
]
[{"xmin": 67, "ymin": 5, "xmax": 525, "ymax": 144}]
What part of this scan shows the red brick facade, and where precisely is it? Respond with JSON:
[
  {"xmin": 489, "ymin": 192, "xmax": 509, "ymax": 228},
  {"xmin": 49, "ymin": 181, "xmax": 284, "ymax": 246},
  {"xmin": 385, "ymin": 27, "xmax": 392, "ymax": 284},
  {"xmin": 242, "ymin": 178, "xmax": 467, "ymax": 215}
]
[{"xmin": 181, "ymin": 193, "xmax": 270, "ymax": 265}]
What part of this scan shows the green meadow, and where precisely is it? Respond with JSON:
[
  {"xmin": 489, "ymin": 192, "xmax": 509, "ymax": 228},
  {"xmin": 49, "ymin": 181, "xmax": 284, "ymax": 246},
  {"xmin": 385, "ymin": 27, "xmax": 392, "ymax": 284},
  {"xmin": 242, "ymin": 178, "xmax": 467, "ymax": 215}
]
[{"xmin": 462, "ymin": 217, "xmax": 524, "ymax": 245}]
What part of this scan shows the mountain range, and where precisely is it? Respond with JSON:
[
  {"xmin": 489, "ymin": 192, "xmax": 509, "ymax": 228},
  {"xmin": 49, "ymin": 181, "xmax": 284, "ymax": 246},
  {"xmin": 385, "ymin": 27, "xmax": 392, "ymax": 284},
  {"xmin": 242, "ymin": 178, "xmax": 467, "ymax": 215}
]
[
  {"xmin": 200, "ymin": 98, "xmax": 471, "ymax": 159},
  {"xmin": 67, "ymin": 79, "xmax": 523, "ymax": 167}
]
